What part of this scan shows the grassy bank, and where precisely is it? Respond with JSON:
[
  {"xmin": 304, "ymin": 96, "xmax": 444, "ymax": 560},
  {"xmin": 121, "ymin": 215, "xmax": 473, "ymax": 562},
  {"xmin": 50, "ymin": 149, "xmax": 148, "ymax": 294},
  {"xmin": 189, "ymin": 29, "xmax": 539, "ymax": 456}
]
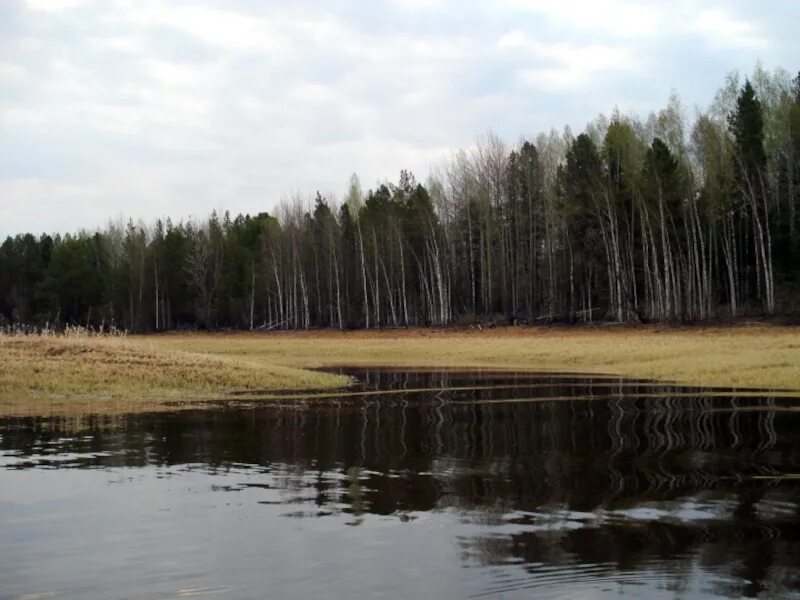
[
  {"xmin": 0, "ymin": 335, "xmax": 348, "ymax": 416},
  {"xmin": 153, "ymin": 325, "xmax": 800, "ymax": 391},
  {"xmin": 2, "ymin": 325, "xmax": 798, "ymax": 416}
]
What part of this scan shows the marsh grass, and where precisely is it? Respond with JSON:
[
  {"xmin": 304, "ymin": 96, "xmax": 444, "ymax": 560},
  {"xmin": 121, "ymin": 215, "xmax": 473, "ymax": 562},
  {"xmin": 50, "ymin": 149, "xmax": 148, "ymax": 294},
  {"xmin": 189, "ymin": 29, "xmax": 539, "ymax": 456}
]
[
  {"xmin": 0, "ymin": 333, "xmax": 349, "ymax": 416},
  {"xmin": 2, "ymin": 324, "xmax": 798, "ymax": 417},
  {"xmin": 154, "ymin": 325, "xmax": 800, "ymax": 391},
  {"xmin": 1, "ymin": 323, "xmax": 127, "ymax": 338}
]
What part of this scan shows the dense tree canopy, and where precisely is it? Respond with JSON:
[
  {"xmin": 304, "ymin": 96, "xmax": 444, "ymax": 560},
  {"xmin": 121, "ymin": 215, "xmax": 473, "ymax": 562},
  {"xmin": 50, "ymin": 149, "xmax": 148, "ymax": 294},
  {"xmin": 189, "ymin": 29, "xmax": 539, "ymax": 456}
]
[{"xmin": 2, "ymin": 66, "xmax": 799, "ymax": 331}]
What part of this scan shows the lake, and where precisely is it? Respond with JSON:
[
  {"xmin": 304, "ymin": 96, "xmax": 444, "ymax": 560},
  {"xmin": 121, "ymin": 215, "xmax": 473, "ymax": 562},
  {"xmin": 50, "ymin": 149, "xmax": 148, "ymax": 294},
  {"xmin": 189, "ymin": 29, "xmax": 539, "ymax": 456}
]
[{"xmin": 1, "ymin": 368, "xmax": 799, "ymax": 599}]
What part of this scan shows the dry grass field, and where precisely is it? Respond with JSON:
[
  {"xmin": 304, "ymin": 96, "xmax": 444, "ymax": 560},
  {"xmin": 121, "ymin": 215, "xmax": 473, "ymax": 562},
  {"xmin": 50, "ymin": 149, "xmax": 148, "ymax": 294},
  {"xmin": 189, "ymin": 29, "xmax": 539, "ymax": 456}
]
[
  {"xmin": 153, "ymin": 325, "xmax": 800, "ymax": 391},
  {"xmin": 0, "ymin": 334, "xmax": 347, "ymax": 416},
  {"xmin": 1, "ymin": 324, "xmax": 798, "ymax": 416}
]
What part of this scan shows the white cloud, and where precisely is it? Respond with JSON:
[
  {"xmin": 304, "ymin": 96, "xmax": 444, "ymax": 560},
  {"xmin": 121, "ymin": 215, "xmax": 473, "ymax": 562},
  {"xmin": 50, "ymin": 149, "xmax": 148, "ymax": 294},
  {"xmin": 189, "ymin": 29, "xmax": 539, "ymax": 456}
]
[
  {"xmin": 120, "ymin": 4, "xmax": 290, "ymax": 54},
  {"xmin": 1, "ymin": 179, "xmax": 111, "ymax": 235},
  {"xmin": 500, "ymin": 0, "xmax": 659, "ymax": 37},
  {"xmin": 498, "ymin": 31, "xmax": 635, "ymax": 90},
  {"xmin": 0, "ymin": 63, "xmax": 28, "ymax": 83},
  {"xmin": 24, "ymin": 0, "xmax": 90, "ymax": 12},
  {"xmin": 692, "ymin": 8, "xmax": 766, "ymax": 49},
  {"xmin": 87, "ymin": 35, "xmax": 145, "ymax": 54},
  {"xmin": 0, "ymin": 0, "xmax": 796, "ymax": 237},
  {"xmin": 287, "ymin": 82, "xmax": 337, "ymax": 104},
  {"xmin": 390, "ymin": 0, "xmax": 446, "ymax": 8}
]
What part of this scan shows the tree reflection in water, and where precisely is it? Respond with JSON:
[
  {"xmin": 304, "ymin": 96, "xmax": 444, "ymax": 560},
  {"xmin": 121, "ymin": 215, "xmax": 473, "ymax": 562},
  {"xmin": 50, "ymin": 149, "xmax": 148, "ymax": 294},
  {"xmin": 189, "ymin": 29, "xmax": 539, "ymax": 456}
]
[{"xmin": 1, "ymin": 368, "xmax": 799, "ymax": 598}]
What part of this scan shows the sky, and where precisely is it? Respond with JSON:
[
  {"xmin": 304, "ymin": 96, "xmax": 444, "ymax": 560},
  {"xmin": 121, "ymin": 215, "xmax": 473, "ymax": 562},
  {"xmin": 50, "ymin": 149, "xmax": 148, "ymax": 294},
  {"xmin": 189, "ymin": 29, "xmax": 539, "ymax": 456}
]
[{"xmin": 1, "ymin": 0, "xmax": 798, "ymax": 238}]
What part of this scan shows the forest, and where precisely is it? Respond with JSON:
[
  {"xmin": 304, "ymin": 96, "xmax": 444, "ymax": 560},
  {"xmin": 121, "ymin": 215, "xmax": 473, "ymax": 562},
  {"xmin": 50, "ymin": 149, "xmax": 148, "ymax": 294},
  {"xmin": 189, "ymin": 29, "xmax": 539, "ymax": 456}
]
[{"xmin": 2, "ymin": 66, "xmax": 799, "ymax": 332}]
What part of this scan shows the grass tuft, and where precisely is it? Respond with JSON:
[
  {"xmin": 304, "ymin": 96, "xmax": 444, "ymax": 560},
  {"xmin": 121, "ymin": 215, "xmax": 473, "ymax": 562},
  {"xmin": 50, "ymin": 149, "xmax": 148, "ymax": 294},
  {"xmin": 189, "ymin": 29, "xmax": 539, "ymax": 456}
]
[{"xmin": 0, "ymin": 334, "xmax": 348, "ymax": 416}]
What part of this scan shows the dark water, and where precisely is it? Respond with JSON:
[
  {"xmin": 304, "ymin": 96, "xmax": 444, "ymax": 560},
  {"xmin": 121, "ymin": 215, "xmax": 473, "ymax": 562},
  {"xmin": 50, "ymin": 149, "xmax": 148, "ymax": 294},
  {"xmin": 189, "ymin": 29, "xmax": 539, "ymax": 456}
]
[{"xmin": 1, "ymin": 368, "xmax": 800, "ymax": 599}]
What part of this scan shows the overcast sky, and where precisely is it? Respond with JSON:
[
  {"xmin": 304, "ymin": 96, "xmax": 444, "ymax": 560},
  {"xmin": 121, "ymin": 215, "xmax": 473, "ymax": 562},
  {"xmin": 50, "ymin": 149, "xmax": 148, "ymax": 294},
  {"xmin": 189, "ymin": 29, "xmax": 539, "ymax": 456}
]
[{"xmin": 1, "ymin": 0, "xmax": 797, "ymax": 237}]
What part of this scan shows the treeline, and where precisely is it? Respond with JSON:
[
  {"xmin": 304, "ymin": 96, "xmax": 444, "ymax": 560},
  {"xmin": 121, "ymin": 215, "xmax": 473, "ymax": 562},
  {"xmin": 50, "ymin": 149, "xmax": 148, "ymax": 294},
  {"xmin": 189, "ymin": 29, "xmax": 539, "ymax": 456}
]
[{"xmin": 2, "ymin": 67, "xmax": 799, "ymax": 331}]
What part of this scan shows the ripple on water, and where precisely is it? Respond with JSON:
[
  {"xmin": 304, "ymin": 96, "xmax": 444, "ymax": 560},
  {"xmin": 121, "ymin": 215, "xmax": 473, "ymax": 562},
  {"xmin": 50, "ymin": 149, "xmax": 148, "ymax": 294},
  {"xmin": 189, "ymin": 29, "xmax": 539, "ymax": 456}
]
[{"xmin": 1, "ymin": 368, "xmax": 799, "ymax": 599}]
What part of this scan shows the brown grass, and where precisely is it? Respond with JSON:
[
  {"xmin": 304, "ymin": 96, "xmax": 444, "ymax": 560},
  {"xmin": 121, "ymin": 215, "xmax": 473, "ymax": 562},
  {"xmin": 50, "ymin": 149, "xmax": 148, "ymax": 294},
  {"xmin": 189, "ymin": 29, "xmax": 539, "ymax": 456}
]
[
  {"xmin": 2, "ymin": 324, "xmax": 798, "ymax": 417},
  {"xmin": 0, "ymin": 335, "xmax": 348, "ymax": 416},
  {"xmin": 152, "ymin": 324, "xmax": 800, "ymax": 391}
]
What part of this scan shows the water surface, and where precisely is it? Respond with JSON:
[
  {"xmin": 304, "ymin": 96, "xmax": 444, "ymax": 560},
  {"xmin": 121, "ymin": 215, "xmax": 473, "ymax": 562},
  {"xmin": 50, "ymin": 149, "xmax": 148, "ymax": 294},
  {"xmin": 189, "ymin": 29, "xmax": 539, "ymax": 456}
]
[{"xmin": 1, "ymin": 368, "xmax": 799, "ymax": 599}]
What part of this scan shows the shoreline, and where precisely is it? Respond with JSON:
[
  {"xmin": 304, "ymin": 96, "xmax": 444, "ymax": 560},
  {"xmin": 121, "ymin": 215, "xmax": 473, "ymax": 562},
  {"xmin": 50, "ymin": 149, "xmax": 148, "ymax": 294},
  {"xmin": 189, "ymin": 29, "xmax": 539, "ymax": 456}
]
[{"xmin": 2, "ymin": 324, "xmax": 798, "ymax": 417}]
